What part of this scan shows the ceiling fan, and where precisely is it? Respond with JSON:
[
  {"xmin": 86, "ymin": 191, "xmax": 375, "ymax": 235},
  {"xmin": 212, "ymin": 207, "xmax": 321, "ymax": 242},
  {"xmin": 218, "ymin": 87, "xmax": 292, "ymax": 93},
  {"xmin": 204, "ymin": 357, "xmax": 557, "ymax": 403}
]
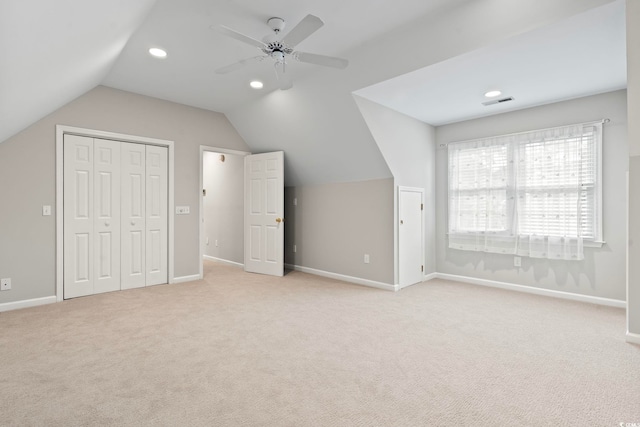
[{"xmin": 215, "ymin": 14, "xmax": 349, "ymax": 90}]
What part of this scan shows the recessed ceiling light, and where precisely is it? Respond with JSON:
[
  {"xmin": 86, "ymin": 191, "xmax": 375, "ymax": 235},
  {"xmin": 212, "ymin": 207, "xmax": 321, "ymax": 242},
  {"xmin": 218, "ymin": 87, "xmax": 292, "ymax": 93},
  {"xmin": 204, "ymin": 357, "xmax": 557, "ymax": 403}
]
[
  {"xmin": 250, "ymin": 80, "xmax": 264, "ymax": 89},
  {"xmin": 149, "ymin": 48, "xmax": 167, "ymax": 58},
  {"xmin": 484, "ymin": 90, "xmax": 502, "ymax": 98}
]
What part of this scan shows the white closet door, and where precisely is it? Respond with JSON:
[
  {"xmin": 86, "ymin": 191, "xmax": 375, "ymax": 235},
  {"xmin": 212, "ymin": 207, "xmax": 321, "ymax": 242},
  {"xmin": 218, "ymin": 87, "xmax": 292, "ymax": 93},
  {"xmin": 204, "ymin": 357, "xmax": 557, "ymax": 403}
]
[
  {"xmin": 398, "ymin": 187, "xmax": 424, "ymax": 287},
  {"xmin": 64, "ymin": 135, "xmax": 95, "ymax": 298},
  {"xmin": 121, "ymin": 142, "xmax": 146, "ymax": 290},
  {"xmin": 94, "ymin": 139, "xmax": 121, "ymax": 294},
  {"xmin": 145, "ymin": 145, "xmax": 168, "ymax": 286}
]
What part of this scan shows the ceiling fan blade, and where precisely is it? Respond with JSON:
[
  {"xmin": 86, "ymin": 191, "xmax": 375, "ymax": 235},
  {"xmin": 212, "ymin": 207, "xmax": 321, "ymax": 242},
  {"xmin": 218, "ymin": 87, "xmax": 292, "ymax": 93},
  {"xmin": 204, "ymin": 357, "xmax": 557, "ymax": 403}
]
[
  {"xmin": 294, "ymin": 52, "xmax": 349, "ymax": 69},
  {"xmin": 220, "ymin": 26, "xmax": 266, "ymax": 49},
  {"xmin": 281, "ymin": 14, "xmax": 324, "ymax": 48},
  {"xmin": 215, "ymin": 56, "xmax": 265, "ymax": 74},
  {"xmin": 274, "ymin": 63, "xmax": 293, "ymax": 90}
]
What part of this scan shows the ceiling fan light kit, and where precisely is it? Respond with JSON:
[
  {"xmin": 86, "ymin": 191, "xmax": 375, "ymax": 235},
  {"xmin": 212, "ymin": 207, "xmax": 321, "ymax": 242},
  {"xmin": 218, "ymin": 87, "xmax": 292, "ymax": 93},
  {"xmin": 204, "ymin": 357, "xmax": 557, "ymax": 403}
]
[{"xmin": 216, "ymin": 14, "xmax": 349, "ymax": 90}]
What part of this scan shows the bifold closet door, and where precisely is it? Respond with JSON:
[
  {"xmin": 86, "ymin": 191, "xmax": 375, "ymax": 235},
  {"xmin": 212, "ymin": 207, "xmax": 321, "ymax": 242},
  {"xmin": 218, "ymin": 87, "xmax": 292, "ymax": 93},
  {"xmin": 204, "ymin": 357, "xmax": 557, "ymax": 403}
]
[
  {"xmin": 93, "ymin": 139, "xmax": 121, "ymax": 294},
  {"xmin": 145, "ymin": 145, "xmax": 168, "ymax": 286},
  {"xmin": 121, "ymin": 143, "xmax": 168, "ymax": 289},
  {"xmin": 64, "ymin": 135, "xmax": 121, "ymax": 298},
  {"xmin": 65, "ymin": 137, "xmax": 168, "ymax": 297},
  {"xmin": 121, "ymin": 142, "xmax": 147, "ymax": 290}
]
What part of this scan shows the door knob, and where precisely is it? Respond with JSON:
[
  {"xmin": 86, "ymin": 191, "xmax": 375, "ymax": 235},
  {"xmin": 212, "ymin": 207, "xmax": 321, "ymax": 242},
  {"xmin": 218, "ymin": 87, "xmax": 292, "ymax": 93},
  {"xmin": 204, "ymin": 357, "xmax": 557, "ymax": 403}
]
[
  {"xmin": 276, "ymin": 217, "xmax": 284, "ymax": 223},
  {"xmin": 400, "ymin": 220, "xmax": 404, "ymax": 225},
  {"xmin": 131, "ymin": 221, "xmax": 135, "ymax": 226},
  {"xmin": 105, "ymin": 222, "xmax": 110, "ymax": 227}
]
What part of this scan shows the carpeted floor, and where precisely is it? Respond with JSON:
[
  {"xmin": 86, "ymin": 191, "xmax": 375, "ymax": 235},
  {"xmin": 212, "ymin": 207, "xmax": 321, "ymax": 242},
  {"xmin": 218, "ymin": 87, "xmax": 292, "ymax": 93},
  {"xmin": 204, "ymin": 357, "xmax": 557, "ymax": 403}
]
[{"xmin": 1, "ymin": 260, "xmax": 639, "ymax": 426}]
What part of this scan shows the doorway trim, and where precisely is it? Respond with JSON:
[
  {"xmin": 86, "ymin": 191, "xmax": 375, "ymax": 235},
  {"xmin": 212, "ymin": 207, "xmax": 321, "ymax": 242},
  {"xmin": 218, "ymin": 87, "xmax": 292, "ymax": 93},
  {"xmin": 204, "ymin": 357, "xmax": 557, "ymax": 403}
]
[
  {"xmin": 198, "ymin": 145, "xmax": 251, "ymax": 279},
  {"xmin": 56, "ymin": 125, "xmax": 175, "ymax": 302}
]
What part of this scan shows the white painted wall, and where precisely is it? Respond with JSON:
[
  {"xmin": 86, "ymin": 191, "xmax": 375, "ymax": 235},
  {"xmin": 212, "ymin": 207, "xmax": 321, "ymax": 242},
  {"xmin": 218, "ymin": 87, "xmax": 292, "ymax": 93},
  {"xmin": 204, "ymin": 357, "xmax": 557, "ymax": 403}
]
[
  {"xmin": 435, "ymin": 90, "xmax": 628, "ymax": 301},
  {"xmin": 0, "ymin": 86, "xmax": 249, "ymax": 305},
  {"xmin": 202, "ymin": 151, "xmax": 244, "ymax": 264},
  {"xmin": 353, "ymin": 96, "xmax": 437, "ymax": 276}
]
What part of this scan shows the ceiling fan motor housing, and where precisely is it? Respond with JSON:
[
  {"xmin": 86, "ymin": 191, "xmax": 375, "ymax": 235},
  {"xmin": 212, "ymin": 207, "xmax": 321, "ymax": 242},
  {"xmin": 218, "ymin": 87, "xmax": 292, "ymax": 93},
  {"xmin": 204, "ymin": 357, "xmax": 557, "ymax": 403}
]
[
  {"xmin": 263, "ymin": 41, "xmax": 293, "ymax": 58},
  {"xmin": 267, "ymin": 17, "xmax": 285, "ymax": 33}
]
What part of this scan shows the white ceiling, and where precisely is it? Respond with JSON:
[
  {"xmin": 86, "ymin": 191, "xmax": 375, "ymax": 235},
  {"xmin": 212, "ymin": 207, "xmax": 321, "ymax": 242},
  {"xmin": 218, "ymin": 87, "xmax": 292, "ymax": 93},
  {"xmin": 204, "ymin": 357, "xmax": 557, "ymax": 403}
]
[
  {"xmin": 101, "ymin": 0, "xmax": 470, "ymax": 113},
  {"xmin": 355, "ymin": 0, "xmax": 627, "ymax": 126}
]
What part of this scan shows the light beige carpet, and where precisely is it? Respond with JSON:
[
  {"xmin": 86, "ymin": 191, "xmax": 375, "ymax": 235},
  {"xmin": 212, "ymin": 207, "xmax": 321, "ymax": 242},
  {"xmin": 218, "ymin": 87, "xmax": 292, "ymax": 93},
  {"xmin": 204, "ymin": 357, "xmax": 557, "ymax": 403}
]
[{"xmin": 1, "ymin": 260, "xmax": 639, "ymax": 426}]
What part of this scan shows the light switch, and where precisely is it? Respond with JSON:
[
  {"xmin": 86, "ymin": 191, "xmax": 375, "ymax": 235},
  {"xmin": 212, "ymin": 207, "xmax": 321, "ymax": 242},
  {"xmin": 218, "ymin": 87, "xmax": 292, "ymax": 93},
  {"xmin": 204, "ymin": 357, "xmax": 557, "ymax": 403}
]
[
  {"xmin": 42, "ymin": 205, "xmax": 51, "ymax": 216},
  {"xmin": 176, "ymin": 206, "xmax": 190, "ymax": 215}
]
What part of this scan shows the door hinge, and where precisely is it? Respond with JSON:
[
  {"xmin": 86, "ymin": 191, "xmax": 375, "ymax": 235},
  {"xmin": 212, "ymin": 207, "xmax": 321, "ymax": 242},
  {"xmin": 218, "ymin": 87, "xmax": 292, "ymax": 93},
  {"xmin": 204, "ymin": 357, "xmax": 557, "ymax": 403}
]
[
  {"xmin": 421, "ymin": 203, "xmax": 423, "ymax": 210},
  {"xmin": 421, "ymin": 265, "xmax": 424, "ymax": 272}
]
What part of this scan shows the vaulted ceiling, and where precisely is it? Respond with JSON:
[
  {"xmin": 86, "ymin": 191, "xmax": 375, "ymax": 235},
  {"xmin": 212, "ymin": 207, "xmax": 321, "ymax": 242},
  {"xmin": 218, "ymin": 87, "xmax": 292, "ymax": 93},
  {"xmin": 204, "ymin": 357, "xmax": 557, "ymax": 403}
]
[{"xmin": 1, "ymin": 0, "xmax": 624, "ymax": 185}]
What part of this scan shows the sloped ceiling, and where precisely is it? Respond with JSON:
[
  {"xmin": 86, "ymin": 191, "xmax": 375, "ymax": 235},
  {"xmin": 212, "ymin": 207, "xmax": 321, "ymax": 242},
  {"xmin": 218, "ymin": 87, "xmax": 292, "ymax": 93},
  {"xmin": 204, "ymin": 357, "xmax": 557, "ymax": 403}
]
[
  {"xmin": 1, "ymin": 0, "xmax": 621, "ymax": 186},
  {"xmin": 0, "ymin": 0, "xmax": 157, "ymax": 145},
  {"xmin": 355, "ymin": 0, "xmax": 627, "ymax": 126}
]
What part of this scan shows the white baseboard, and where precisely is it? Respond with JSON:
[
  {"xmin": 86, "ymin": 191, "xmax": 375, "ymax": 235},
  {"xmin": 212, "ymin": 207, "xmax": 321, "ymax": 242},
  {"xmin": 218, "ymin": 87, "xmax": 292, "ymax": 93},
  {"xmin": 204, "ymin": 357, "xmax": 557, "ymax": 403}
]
[
  {"xmin": 0, "ymin": 296, "xmax": 57, "ymax": 313},
  {"xmin": 173, "ymin": 274, "xmax": 201, "ymax": 284},
  {"xmin": 285, "ymin": 264, "xmax": 396, "ymax": 291},
  {"xmin": 423, "ymin": 273, "xmax": 437, "ymax": 282},
  {"xmin": 435, "ymin": 273, "xmax": 625, "ymax": 308},
  {"xmin": 626, "ymin": 332, "xmax": 640, "ymax": 345},
  {"xmin": 203, "ymin": 255, "xmax": 244, "ymax": 268}
]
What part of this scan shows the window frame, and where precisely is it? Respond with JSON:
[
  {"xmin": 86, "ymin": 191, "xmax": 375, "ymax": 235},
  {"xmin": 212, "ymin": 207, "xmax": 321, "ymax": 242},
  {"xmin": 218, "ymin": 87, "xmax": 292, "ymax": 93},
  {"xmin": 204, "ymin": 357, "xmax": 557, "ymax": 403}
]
[{"xmin": 447, "ymin": 121, "xmax": 604, "ymax": 247}]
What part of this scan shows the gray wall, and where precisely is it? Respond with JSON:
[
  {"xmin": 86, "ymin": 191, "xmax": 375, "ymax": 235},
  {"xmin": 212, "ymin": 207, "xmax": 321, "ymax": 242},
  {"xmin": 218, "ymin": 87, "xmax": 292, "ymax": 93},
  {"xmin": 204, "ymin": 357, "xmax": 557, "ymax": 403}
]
[
  {"xmin": 202, "ymin": 151, "xmax": 244, "ymax": 264},
  {"xmin": 284, "ymin": 179, "xmax": 394, "ymax": 285},
  {"xmin": 354, "ymin": 95, "xmax": 437, "ymax": 276},
  {"xmin": 0, "ymin": 86, "xmax": 249, "ymax": 304},
  {"xmin": 627, "ymin": 0, "xmax": 640, "ymax": 334},
  {"xmin": 435, "ymin": 90, "xmax": 628, "ymax": 301}
]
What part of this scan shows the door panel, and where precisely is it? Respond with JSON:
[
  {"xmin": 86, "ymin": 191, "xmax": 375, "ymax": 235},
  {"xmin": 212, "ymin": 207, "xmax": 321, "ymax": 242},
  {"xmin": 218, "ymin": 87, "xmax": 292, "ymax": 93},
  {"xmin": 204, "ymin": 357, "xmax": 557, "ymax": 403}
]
[
  {"xmin": 121, "ymin": 142, "xmax": 146, "ymax": 289},
  {"xmin": 75, "ymin": 233, "xmax": 91, "ymax": 281},
  {"xmin": 93, "ymin": 139, "xmax": 121, "ymax": 294},
  {"xmin": 244, "ymin": 152, "xmax": 284, "ymax": 276},
  {"xmin": 145, "ymin": 145, "xmax": 168, "ymax": 286},
  {"xmin": 64, "ymin": 135, "xmax": 94, "ymax": 298},
  {"xmin": 399, "ymin": 188, "xmax": 424, "ymax": 287}
]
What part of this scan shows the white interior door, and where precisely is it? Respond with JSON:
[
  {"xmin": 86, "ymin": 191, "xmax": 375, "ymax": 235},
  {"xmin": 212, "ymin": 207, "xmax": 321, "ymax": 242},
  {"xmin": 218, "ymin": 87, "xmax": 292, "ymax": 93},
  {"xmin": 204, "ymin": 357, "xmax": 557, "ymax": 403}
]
[
  {"xmin": 244, "ymin": 151, "xmax": 284, "ymax": 276},
  {"xmin": 64, "ymin": 135, "xmax": 94, "ymax": 298},
  {"xmin": 93, "ymin": 139, "xmax": 121, "ymax": 294},
  {"xmin": 399, "ymin": 187, "xmax": 424, "ymax": 287},
  {"xmin": 121, "ymin": 142, "xmax": 146, "ymax": 290},
  {"xmin": 145, "ymin": 145, "xmax": 168, "ymax": 286}
]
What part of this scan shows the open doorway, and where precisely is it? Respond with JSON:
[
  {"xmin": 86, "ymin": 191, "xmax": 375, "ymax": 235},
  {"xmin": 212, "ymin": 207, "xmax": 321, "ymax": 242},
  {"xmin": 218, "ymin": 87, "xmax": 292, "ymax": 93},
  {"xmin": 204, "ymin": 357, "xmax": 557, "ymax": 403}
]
[{"xmin": 199, "ymin": 146, "xmax": 250, "ymax": 279}]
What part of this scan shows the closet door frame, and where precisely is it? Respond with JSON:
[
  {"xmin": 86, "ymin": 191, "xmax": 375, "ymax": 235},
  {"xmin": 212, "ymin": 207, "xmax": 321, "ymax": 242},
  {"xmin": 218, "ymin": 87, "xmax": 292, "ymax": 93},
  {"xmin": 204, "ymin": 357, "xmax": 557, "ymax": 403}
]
[{"xmin": 56, "ymin": 125, "xmax": 175, "ymax": 302}]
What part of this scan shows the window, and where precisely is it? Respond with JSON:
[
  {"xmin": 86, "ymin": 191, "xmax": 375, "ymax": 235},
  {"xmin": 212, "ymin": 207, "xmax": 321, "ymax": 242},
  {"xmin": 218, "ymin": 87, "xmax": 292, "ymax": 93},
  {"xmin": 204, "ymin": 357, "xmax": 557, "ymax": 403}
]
[{"xmin": 448, "ymin": 122, "xmax": 602, "ymax": 260}]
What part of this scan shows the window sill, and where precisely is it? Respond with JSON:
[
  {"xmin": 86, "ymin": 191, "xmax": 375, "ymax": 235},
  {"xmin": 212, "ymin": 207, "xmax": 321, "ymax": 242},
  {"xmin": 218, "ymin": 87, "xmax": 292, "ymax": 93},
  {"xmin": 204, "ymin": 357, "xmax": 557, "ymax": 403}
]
[{"xmin": 584, "ymin": 240, "xmax": 605, "ymax": 248}]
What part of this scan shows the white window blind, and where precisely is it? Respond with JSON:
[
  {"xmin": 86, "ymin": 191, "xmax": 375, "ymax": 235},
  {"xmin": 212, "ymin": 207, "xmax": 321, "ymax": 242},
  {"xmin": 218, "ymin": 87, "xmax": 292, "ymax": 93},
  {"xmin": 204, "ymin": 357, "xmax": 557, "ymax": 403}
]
[{"xmin": 448, "ymin": 122, "xmax": 602, "ymax": 260}]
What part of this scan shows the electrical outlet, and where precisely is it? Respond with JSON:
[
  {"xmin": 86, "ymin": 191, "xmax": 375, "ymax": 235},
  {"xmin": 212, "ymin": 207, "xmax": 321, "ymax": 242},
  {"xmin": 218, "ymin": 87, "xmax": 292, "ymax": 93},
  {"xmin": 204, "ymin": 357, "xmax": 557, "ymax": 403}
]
[
  {"xmin": 1, "ymin": 278, "xmax": 11, "ymax": 291},
  {"xmin": 293, "ymin": 244, "xmax": 297, "ymax": 253},
  {"xmin": 215, "ymin": 240, "xmax": 218, "ymax": 247},
  {"xmin": 206, "ymin": 237, "xmax": 209, "ymax": 246},
  {"xmin": 364, "ymin": 254, "xmax": 370, "ymax": 264},
  {"xmin": 42, "ymin": 205, "xmax": 51, "ymax": 216},
  {"xmin": 293, "ymin": 198, "xmax": 297, "ymax": 206},
  {"xmin": 514, "ymin": 256, "xmax": 522, "ymax": 267}
]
